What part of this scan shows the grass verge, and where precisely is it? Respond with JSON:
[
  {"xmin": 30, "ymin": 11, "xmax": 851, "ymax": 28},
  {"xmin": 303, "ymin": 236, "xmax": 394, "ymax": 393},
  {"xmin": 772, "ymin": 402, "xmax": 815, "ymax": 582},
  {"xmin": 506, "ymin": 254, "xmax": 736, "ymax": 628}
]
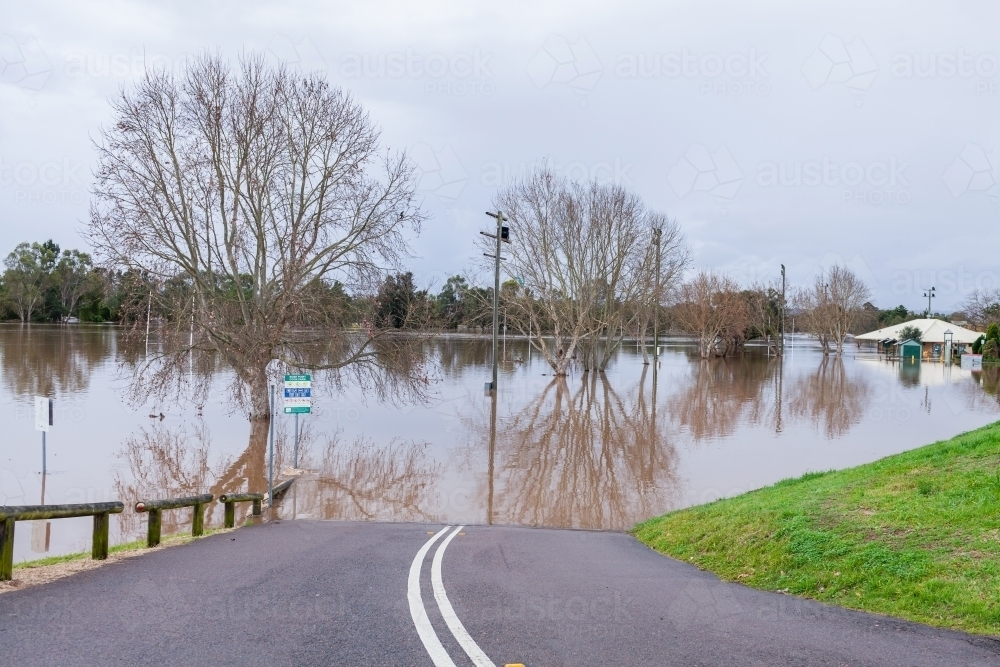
[{"xmin": 634, "ymin": 421, "xmax": 1000, "ymax": 635}]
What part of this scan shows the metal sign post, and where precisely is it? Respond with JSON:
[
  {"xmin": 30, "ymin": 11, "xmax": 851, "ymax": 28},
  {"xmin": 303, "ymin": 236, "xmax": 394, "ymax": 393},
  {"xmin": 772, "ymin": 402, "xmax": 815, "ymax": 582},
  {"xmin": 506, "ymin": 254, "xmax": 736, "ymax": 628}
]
[
  {"xmin": 283, "ymin": 374, "xmax": 312, "ymax": 468},
  {"xmin": 34, "ymin": 397, "xmax": 52, "ymax": 492},
  {"xmin": 268, "ymin": 385, "xmax": 275, "ymax": 509}
]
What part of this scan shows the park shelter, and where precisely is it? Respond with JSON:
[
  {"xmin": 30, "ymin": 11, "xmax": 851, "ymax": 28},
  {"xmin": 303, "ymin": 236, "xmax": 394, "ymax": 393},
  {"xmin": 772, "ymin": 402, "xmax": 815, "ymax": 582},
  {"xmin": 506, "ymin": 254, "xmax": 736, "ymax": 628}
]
[
  {"xmin": 855, "ymin": 319, "xmax": 981, "ymax": 359},
  {"xmin": 899, "ymin": 339, "xmax": 922, "ymax": 362}
]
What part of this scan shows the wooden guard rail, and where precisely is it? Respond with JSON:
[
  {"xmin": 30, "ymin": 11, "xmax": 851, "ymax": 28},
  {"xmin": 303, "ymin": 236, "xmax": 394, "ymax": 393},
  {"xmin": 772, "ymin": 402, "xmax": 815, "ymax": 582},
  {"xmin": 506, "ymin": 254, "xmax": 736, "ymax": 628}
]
[
  {"xmin": 219, "ymin": 478, "xmax": 295, "ymax": 528},
  {"xmin": 218, "ymin": 493, "xmax": 263, "ymax": 528},
  {"xmin": 135, "ymin": 494, "xmax": 214, "ymax": 547},
  {"xmin": 1, "ymin": 481, "xmax": 296, "ymax": 579},
  {"xmin": 0, "ymin": 502, "xmax": 124, "ymax": 581}
]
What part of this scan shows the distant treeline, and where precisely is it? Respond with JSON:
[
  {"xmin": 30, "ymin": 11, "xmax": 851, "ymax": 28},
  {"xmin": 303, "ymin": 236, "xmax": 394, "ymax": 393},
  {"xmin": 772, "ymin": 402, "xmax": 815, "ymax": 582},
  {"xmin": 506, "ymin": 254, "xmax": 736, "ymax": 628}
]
[
  {"xmin": 0, "ymin": 239, "xmax": 498, "ymax": 328},
  {"xmin": 0, "ymin": 240, "xmax": 119, "ymax": 322},
  {"xmin": 0, "ymin": 240, "xmax": 976, "ymax": 338}
]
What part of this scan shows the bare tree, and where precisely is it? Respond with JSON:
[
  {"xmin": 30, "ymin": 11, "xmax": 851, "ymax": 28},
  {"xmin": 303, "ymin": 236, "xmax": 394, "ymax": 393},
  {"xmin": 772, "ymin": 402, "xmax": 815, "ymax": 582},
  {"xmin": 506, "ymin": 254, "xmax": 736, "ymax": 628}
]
[
  {"xmin": 795, "ymin": 266, "xmax": 871, "ymax": 356},
  {"xmin": 744, "ymin": 280, "xmax": 782, "ymax": 354},
  {"xmin": 673, "ymin": 271, "xmax": 747, "ymax": 358},
  {"xmin": 963, "ymin": 288, "xmax": 1000, "ymax": 329},
  {"xmin": 489, "ymin": 169, "xmax": 686, "ymax": 375},
  {"xmin": 632, "ymin": 214, "xmax": 688, "ymax": 364},
  {"xmin": 87, "ymin": 53, "xmax": 424, "ymax": 424},
  {"xmin": 827, "ymin": 265, "xmax": 871, "ymax": 354}
]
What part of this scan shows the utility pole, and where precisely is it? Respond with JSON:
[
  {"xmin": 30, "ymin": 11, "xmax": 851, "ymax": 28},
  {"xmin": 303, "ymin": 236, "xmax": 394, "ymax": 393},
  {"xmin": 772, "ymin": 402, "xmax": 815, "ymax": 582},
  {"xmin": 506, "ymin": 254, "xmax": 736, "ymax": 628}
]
[
  {"xmin": 780, "ymin": 264, "xmax": 786, "ymax": 357},
  {"xmin": 652, "ymin": 227, "xmax": 662, "ymax": 362},
  {"xmin": 923, "ymin": 286, "xmax": 936, "ymax": 317},
  {"xmin": 482, "ymin": 210, "xmax": 509, "ymax": 392}
]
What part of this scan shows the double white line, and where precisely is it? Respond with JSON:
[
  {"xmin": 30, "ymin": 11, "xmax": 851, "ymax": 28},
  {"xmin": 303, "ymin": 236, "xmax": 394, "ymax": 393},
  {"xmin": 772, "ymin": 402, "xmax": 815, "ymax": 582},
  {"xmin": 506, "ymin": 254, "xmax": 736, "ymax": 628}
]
[{"xmin": 408, "ymin": 526, "xmax": 497, "ymax": 667}]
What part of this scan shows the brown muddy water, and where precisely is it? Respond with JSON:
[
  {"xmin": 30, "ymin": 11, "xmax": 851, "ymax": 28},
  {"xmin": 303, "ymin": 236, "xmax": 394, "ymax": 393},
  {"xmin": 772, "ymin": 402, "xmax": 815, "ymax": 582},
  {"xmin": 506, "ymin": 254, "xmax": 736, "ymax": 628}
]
[{"xmin": 1, "ymin": 324, "xmax": 998, "ymax": 564}]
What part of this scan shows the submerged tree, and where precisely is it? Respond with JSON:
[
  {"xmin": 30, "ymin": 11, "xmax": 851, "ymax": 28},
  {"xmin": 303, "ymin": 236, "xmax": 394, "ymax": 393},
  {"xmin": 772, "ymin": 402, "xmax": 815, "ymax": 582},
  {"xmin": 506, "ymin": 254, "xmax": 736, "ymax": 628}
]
[
  {"xmin": 489, "ymin": 169, "xmax": 687, "ymax": 375},
  {"xmin": 87, "ymin": 53, "xmax": 424, "ymax": 423},
  {"xmin": 672, "ymin": 271, "xmax": 747, "ymax": 358},
  {"xmin": 795, "ymin": 265, "xmax": 871, "ymax": 356}
]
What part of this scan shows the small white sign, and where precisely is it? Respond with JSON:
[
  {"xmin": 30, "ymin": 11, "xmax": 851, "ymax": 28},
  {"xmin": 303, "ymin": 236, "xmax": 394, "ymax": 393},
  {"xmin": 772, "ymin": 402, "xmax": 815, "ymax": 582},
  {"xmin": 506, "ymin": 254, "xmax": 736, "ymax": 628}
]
[
  {"xmin": 961, "ymin": 354, "xmax": 983, "ymax": 371},
  {"xmin": 34, "ymin": 397, "xmax": 52, "ymax": 432}
]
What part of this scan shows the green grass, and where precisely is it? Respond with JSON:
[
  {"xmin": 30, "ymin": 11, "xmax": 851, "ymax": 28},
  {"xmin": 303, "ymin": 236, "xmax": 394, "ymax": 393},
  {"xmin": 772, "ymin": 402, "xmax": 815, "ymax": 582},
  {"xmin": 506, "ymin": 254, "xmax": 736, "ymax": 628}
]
[
  {"xmin": 634, "ymin": 422, "xmax": 1000, "ymax": 635},
  {"xmin": 13, "ymin": 528, "xmax": 229, "ymax": 570}
]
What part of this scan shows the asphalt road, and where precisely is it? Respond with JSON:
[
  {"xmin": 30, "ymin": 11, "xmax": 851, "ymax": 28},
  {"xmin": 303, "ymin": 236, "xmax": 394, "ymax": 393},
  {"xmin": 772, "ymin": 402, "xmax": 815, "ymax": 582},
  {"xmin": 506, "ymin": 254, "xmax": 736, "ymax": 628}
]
[{"xmin": 1, "ymin": 521, "xmax": 998, "ymax": 666}]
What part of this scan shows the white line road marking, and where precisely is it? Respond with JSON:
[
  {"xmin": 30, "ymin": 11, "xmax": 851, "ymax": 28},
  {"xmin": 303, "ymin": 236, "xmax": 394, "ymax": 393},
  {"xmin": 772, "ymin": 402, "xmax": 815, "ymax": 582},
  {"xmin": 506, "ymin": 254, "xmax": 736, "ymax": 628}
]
[
  {"xmin": 408, "ymin": 527, "xmax": 457, "ymax": 667},
  {"xmin": 432, "ymin": 526, "xmax": 497, "ymax": 667}
]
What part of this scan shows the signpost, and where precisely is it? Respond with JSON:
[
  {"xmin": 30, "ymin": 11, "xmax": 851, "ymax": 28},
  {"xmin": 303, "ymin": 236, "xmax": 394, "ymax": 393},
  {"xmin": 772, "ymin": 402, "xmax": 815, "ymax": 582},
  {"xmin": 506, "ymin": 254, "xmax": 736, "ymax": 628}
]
[
  {"xmin": 33, "ymin": 397, "xmax": 54, "ymax": 549},
  {"xmin": 34, "ymin": 397, "xmax": 52, "ymax": 481},
  {"xmin": 283, "ymin": 374, "xmax": 311, "ymax": 468}
]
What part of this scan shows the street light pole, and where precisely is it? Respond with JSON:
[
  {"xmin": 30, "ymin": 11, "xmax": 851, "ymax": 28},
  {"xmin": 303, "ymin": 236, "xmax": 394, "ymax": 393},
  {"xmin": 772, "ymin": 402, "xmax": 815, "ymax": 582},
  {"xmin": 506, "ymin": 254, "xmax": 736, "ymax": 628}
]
[
  {"xmin": 780, "ymin": 264, "xmax": 786, "ymax": 357},
  {"xmin": 482, "ymin": 210, "xmax": 509, "ymax": 392}
]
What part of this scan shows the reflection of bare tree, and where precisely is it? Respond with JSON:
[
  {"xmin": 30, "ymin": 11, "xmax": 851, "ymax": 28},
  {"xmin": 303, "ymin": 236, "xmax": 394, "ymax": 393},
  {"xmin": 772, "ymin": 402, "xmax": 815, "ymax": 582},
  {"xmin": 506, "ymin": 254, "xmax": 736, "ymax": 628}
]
[
  {"xmin": 0, "ymin": 324, "xmax": 113, "ymax": 397},
  {"xmin": 114, "ymin": 422, "xmax": 215, "ymax": 539},
  {"xmin": 116, "ymin": 418, "xmax": 441, "ymax": 533},
  {"xmin": 486, "ymin": 370, "xmax": 678, "ymax": 530},
  {"xmin": 670, "ymin": 357, "xmax": 778, "ymax": 441},
  {"xmin": 788, "ymin": 357, "xmax": 871, "ymax": 439},
  {"xmin": 283, "ymin": 434, "xmax": 442, "ymax": 522}
]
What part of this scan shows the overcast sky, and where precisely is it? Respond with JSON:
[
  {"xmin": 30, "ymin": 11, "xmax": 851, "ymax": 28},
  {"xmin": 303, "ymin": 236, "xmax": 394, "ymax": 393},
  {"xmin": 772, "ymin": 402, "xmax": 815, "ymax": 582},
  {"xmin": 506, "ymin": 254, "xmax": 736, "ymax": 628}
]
[{"xmin": 1, "ymin": 1, "xmax": 997, "ymax": 311}]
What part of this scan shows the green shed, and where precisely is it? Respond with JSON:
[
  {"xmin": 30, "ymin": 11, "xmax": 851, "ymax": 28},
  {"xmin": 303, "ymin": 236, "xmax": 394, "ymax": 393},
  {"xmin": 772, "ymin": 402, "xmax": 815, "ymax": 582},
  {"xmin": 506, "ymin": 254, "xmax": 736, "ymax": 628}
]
[{"xmin": 900, "ymin": 339, "xmax": 922, "ymax": 362}]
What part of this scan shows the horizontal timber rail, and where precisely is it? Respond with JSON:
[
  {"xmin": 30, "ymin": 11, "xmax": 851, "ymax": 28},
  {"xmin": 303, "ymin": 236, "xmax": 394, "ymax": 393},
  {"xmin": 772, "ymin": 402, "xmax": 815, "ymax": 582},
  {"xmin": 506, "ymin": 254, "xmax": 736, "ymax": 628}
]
[
  {"xmin": 218, "ymin": 493, "xmax": 264, "ymax": 528},
  {"xmin": 0, "ymin": 502, "xmax": 124, "ymax": 581},
  {"xmin": 134, "ymin": 494, "xmax": 214, "ymax": 548},
  {"xmin": 270, "ymin": 478, "xmax": 294, "ymax": 500},
  {"xmin": 218, "ymin": 478, "xmax": 295, "ymax": 528}
]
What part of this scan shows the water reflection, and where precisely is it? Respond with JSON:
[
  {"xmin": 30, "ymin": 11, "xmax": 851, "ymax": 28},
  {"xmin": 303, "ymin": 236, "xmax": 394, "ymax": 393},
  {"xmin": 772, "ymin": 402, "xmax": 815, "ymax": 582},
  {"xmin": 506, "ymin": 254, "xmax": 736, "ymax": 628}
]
[
  {"xmin": 481, "ymin": 368, "xmax": 679, "ymax": 530},
  {"xmin": 114, "ymin": 422, "xmax": 217, "ymax": 538},
  {"xmin": 0, "ymin": 324, "xmax": 113, "ymax": 397},
  {"xmin": 113, "ymin": 417, "xmax": 443, "ymax": 533},
  {"xmin": 788, "ymin": 357, "xmax": 872, "ymax": 439},
  {"xmin": 4, "ymin": 325, "xmax": 1000, "ymax": 558},
  {"xmin": 671, "ymin": 356, "xmax": 779, "ymax": 440},
  {"xmin": 286, "ymin": 434, "xmax": 442, "ymax": 522}
]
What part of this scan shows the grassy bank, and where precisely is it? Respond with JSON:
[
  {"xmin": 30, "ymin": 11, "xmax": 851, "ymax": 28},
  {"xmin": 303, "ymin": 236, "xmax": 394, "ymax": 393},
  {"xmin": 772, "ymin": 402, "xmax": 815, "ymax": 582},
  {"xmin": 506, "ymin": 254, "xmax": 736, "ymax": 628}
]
[{"xmin": 634, "ymin": 422, "xmax": 1000, "ymax": 635}]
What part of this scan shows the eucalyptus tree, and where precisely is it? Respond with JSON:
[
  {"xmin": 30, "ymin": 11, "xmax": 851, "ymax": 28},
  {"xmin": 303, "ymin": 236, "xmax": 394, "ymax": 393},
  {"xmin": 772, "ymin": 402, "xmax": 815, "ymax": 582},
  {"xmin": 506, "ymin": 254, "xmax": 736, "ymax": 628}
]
[
  {"xmin": 2, "ymin": 241, "xmax": 58, "ymax": 322},
  {"xmin": 88, "ymin": 53, "xmax": 424, "ymax": 422}
]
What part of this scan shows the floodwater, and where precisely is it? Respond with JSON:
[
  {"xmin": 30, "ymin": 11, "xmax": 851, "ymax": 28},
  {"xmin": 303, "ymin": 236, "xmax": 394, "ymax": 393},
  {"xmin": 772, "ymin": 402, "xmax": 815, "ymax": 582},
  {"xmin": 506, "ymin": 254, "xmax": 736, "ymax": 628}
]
[{"xmin": 2, "ymin": 324, "xmax": 998, "ymax": 564}]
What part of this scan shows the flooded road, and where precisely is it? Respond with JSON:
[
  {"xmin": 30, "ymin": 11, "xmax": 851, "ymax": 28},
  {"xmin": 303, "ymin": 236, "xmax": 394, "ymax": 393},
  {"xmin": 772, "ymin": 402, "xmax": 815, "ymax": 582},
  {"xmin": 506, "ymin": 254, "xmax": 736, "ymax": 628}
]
[{"xmin": 2, "ymin": 324, "xmax": 998, "ymax": 563}]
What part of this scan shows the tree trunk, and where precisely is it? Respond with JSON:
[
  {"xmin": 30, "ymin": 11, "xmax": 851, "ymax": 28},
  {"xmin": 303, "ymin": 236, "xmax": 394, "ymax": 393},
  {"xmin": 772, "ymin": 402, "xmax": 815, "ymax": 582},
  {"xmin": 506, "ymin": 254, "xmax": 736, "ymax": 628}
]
[{"xmin": 249, "ymin": 371, "xmax": 271, "ymax": 423}]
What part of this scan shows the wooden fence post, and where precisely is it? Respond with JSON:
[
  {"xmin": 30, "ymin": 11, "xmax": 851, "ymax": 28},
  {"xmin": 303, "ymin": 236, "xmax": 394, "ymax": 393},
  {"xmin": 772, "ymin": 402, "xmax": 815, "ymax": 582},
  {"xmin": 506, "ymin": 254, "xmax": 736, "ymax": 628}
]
[
  {"xmin": 192, "ymin": 502, "xmax": 205, "ymax": 537},
  {"xmin": 223, "ymin": 502, "xmax": 235, "ymax": 529},
  {"xmin": 0, "ymin": 517, "xmax": 14, "ymax": 581},
  {"xmin": 147, "ymin": 508, "xmax": 162, "ymax": 548},
  {"xmin": 252, "ymin": 499, "xmax": 262, "ymax": 516},
  {"xmin": 92, "ymin": 512, "xmax": 110, "ymax": 560}
]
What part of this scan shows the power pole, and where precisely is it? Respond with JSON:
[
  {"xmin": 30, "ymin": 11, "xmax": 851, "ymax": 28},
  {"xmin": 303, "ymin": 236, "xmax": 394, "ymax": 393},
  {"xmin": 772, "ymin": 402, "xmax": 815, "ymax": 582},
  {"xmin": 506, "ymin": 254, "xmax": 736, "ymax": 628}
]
[
  {"xmin": 780, "ymin": 264, "xmax": 786, "ymax": 356},
  {"xmin": 652, "ymin": 227, "xmax": 662, "ymax": 362},
  {"xmin": 923, "ymin": 286, "xmax": 935, "ymax": 317},
  {"xmin": 482, "ymin": 211, "xmax": 509, "ymax": 391}
]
